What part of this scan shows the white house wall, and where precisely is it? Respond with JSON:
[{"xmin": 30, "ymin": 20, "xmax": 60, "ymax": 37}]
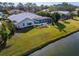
[
  {"xmin": 34, "ymin": 23, "xmax": 47, "ymax": 25},
  {"xmin": 16, "ymin": 19, "xmax": 51, "ymax": 28},
  {"xmin": 16, "ymin": 19, "xmax": 34, "ymax": 28},
  {"xmin": 15, "ymin": 18, "xmax": 52, "ymax": 29}
]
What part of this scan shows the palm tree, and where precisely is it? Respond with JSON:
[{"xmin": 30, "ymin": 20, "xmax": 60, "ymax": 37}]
[
  {"xmin": 16, "ymin": 3, "xmax": 24, "ymax": 10},
  {"xmin": 30, "ymin": 3, "xmax": 37, "ymax": 12},
  {"xmin": 3, "ymin": 2, "xmax": 8, "ymax": 10},
  {"xmin": 0, "ymin": 2, "xmax": 3, "ymax": 11},
  {"xmin": 3, "ymin": 2, "xmax": 7, "ymax": 8},
  {"xmin": 24, "ymin": 3, "xmax": 38, "ymax": 12},
  {"xmin": 0, "ymin": 2, "xmax": 2, "ymax": 6},
  {"xmin": 8, "ymin": 2, "xmax": 14, "ymax": 9},
  {"xmin": 24, "ymin": 3, "xmax": 32, "ymax": 12}
]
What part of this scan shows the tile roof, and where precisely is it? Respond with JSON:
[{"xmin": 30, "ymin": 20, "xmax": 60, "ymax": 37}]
[
  {"xmin": 8, "ymin": 12, "xmax": 51, "ymax": 24},
  {"xmin": 8, "ymin": 12, "xmax": 41, "ymax": 23}
]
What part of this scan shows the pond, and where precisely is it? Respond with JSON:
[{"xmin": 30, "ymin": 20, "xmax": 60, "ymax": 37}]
[{"xmin": 30, "ymin": 32, "xmax": 79, "ymax": 56}]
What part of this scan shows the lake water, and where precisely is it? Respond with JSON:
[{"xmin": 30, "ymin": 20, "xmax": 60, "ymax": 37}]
[{"xmin": 30, "ymin": 32, "xmax": 79, "ymax": 56}]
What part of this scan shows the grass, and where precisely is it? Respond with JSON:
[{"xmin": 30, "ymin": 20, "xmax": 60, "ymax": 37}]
[{"xmin": 0, "ymin": 18, "xmax": 79, "ymax": 55}]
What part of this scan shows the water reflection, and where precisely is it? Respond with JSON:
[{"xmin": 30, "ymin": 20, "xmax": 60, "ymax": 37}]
[{"xmin": 30, "ymin": 32, "xmax": 79, "ymax": 56}]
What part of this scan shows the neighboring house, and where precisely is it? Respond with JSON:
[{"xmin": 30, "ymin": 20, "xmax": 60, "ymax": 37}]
[
  {"xmin": 8, "ymin": 12, "xmax": 52, "ymax": 29},
  {"xmin": 75, "ymin": 8, "xmax": 79, "ymax": 11},
  {"xmin": 0, "ymin": 12, "xmax": 4, "ymax": 19},
  {"xmin": 51, "ymin": 11, "xmax": 70, "ymax": 19},
  {"xmin": 0, "ymin": 12, "xmax": 7, "ymax": 19},
  {"xmin": 42, "ymin": 9, "xmax": 49, "ymax": 12},
  {"xmin": 72, "ymin": 8, "xmax": 79, "ymax": 15},
  {"xmin": 8, "ymin": 9, "xmax": 24, "ymax": 15},
  {"xmin": 71, "ymin": 8, "xmax": 79, "ymax": 16},
  {"xmin": 72, "ymin": 11, "xmax": 77, "ymax": 15},
  {"xmin": 51, "ymin": 11, "xmax": 69, "ymax": 14}
]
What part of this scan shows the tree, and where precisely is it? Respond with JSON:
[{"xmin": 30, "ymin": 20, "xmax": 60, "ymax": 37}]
[
  {"xmin": 16, "ymin": 3, "xmax": 24, "ymax": 10},
  {"xmin": 31, "ymin": 3, "xmax": 38, "ymax": 12},
  {"xmin": 77, "ymin": 10, "xmax": 79, "ymax": 17},
  {"xmin": 24, "ymin": 3, "xmax": 32, "ymax": 12},
  {"xmin": 36, "ymin": 11, "xmax": 50, "ymax": 17},
  {"xmin": 3, "ymin": 2, "xmax": 8, "ymax": 10},
  {"xmin": 0, "ymin": 21, "xmax": 9, "ymax": 47},
  {"xmin": 51, "ymin": 2, "xmax": 77, "ymax": 11},
  {"xmin": 24, "ymin": 3, "xmax": 38, "ymax": 12},
  {"xmin": 37, "ymin": 11, "xmax": 61, "ymax": 24},
  {"xmin": 8, "ymin": 2, "xmax": 15, "ymax": 9},
  {"xmin": 50, "ymin": 12, "xmax": 61, "ymax": 23},
  {"xmin": 40, "ymin": 5, "xmax": 48, "ymax": 10},
  {"xmin": 69, "ymin": 13, "xmax": 76, "ymax": 19},
  {"xmin": 48, "ymin": 6, "xmax": 57, "ymax": 12},
  {"xmin": 7, "ymin": 20, "xmax": 15, "ymax": 36},
  {"xmin": 0, "ymin": 2, "xmax": 3, "ymax": 11}
]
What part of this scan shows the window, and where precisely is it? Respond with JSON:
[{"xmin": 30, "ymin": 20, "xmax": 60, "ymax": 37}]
[
  {"xmin": 34, "ymin": 20, "xmax": 43, "ymax": 24},
  {"xmin": 34, "ymin": 21, "xmax": 39, "ymax": 24},
  {"xmin": 13, "ymin": 20, "xmax": 17, "ymax": 23},
  {"xmin": 23, "ymin": 23, "xmax": 25, "ymax": 26},
  {"xmin": 27, "ymin": 23, "xmax": 32, "ymax": 25},
  {"xmin": 40, "ymin": 20, "xmax": 45, "ymax": 23}
]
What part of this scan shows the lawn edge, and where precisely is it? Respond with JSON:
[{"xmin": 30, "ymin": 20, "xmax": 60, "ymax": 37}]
[{"xmin": 21, "ymin": 29, "xmax": 79, "ymax": 56}]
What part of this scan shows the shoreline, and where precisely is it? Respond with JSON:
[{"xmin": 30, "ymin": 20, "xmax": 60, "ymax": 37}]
[{"xmin": 21, "ymin": 29, "xmax": 79, "ymax": 56}]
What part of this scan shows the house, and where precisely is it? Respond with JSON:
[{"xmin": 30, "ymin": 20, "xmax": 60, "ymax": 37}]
[
  {"xmin": 7, "ymin": 9, "xmax": 24, "ymax": 15},
  {"xmin": 42, "ymin": 9, "xmax": 49, "ymax": 12},
  {"xmin": 0, "ymin": 12, "xmax": 4, "ymax": 19},
  {"xmin": 51, "ymin": 11, "xmax": 70, "ymax": 19},
  {"xmin": 72, "ymin": 11, "xmax": 77, "ymax": 15},
  {"xmin": 51, "ymin": 11, "xmax": 69, "ymax": 14},
  {"xmin": 72, "ymin": 8, "xmax": 79, "ymax": 15},
  {"xmin": 8, "ymin": 12, "xmax": 52, "ymax": 29},
  {"xmin": 0, "ymin": 12, "xmax": 8, "ymax": 20}
]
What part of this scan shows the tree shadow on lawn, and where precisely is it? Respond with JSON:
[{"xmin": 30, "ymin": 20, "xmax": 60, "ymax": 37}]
[
  {"xmin": 16, "ymin": 26, "xmax": 34, "ymax": 33},
  {"xmin": 0, "ymin": 42, "xmax": 12, "ymax": 52},
  {"xmin": 62, "ymin": 20, "xmax": 70, "ymax": 24},
  {"xmin": 72, "ymin": 19, "xmax": 79, "ymax": 21},
  {"xmin": 54, "ymin": 22, "xmax": 67, "ymax": 32}
]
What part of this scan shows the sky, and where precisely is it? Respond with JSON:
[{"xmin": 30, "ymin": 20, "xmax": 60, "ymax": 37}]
[
  {"xmin": 33, "ymin": 2, "xmax": 79, "ymax": 6},
  {"xmin": 0, "ymin": 0, "xmax": 79, "ymax": 6},
  {"xmin": 14, "ymin": 2, "xmax": 79, "ymax": 6}
]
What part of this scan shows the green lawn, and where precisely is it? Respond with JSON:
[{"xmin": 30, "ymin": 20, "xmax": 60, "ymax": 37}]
[{"xmin": 0, "ymin": 18, "xmax": 79, "ymax": 56}]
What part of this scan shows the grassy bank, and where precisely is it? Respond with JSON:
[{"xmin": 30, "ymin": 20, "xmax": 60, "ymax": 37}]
[{"xmin": 0, "ymin": 18, "xmax": 79, "ymax": 55}]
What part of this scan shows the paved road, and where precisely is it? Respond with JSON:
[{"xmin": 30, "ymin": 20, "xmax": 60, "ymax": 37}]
[{"xmin": 30, "ymin": 32, "xmax": 79, "ymax": 56}]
